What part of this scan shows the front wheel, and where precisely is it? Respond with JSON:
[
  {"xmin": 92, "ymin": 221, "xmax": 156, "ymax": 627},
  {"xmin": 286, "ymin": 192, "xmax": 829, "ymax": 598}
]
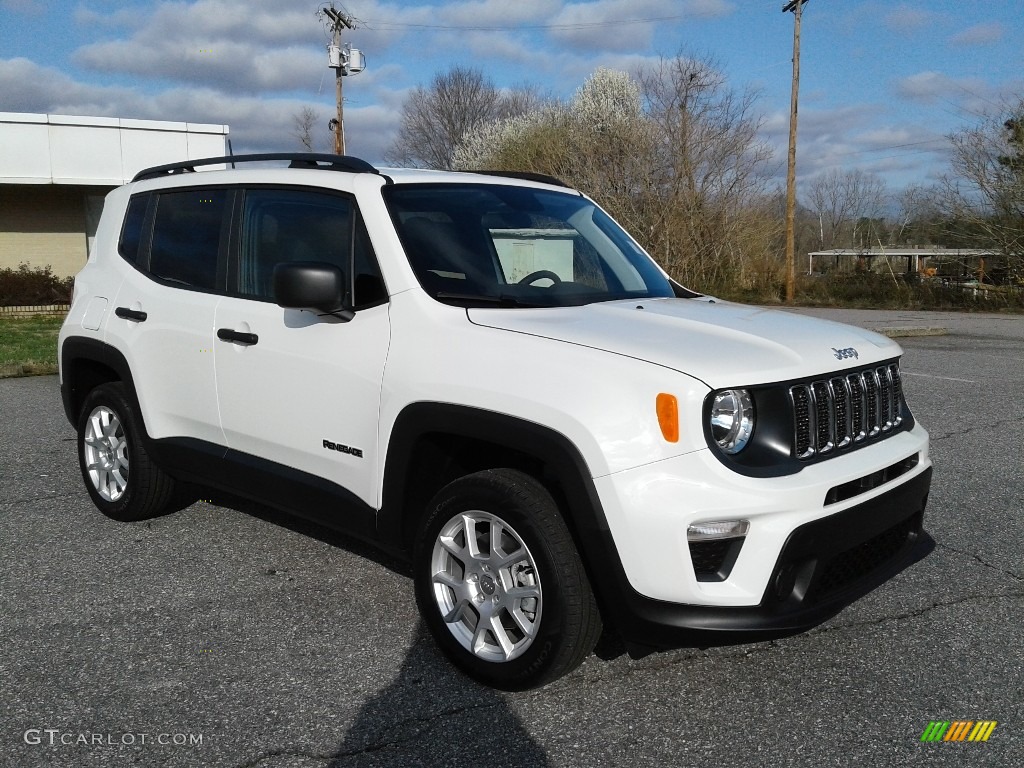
[
  {"xmin": 414, "ymin": 468, "xmax": 602, "ymax": 690},
  {"xmin": 77, "ymin": 382, "xmax": 177, "ymax": 521}
]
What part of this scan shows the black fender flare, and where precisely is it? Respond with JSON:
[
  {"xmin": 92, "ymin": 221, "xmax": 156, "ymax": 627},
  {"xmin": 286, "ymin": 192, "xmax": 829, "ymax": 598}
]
[
  {"xmin": 60, "ymin": 337, "xmax": 143, "ymax": 429},
  {"xmin": 378, "ymin": 402, "xmax": 638, "ymax": 631}
]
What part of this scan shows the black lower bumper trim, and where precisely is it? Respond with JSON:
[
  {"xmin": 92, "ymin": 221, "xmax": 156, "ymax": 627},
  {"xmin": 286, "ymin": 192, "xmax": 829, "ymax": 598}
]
[{"xmin": 613, "ymin": 466, "xmax": 933, "ymax": 652}]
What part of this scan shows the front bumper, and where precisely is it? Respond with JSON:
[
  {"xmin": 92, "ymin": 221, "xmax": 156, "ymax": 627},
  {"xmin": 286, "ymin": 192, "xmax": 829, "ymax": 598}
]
[
  {"xmin": 579, "ymin": 422, "xmax": 933, "ymax": 650},
  {"xmin": 604, "ymin": 466, "xmax": 932, "ymax": 651}
]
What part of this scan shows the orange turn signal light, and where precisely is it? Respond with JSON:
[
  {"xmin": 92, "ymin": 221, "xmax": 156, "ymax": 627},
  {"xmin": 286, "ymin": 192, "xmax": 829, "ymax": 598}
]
[{"xmin": 656, "ymin": 393, "xmax": 679, "ymax": 443}]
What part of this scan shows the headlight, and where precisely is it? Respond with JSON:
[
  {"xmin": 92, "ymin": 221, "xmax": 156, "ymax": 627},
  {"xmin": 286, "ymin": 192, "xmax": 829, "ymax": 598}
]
[{"xmin": 709, "ymin": 388, "xmax": 755, "ymax": 454}]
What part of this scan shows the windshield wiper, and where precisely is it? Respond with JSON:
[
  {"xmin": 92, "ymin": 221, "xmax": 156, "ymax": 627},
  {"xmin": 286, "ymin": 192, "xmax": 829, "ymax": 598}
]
[{"xmin": 435, "ymin": 292, "xmax": 546, "ymax": 308}]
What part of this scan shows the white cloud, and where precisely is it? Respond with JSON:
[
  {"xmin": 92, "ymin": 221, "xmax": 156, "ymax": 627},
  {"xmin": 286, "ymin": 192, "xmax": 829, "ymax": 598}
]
[
  {"xmin": 895, "ymin": 70, "xmax": 991, "ymax": 106},
  {"xmin": 70, "ymin": 0, "xmax": 332, "ymax": 93},
  {"xmin": 684, "ymin": 0, "xmax": 733, "ymax": 17},
  {"xmin": 950, "ymin": 22, "xmax": 1004, "ymax": 47},
  {"xmin": 436, "ymin": 0, "xmax": 558, "ymax": 27},
  {"xmin": 546, "ymin": 0, "xmax": 727, "ymax": 52},
  {"xmin": 73, "ymin": 5, "xmax": 148, "ymax": 30},
  {"xmin": 0, "ymin": 57, "xmax": 134, "ymax": 116},
  {"xmin": 433, "ymin": 30, "xmax": 537, "ymax": 67},
  {"xmin": 882, "ymin": 5, "xmax": 937, "ymax": 33},
  {"xmin": 758, "ymin": 103, "xmax": 948, "ymax": 189},
  {"xmin": 0, "ymin": 55, "xmax": 397, "ymax": 161},
  {"xmin": 74, "ymin": 39, "xmax": 324, "ymax": 94}
]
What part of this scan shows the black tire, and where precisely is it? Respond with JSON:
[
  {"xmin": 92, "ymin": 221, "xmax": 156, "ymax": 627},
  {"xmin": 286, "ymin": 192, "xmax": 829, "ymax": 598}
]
[
  {"xmin": 76, "ymin": 382, "xmax": 177, "ymax": 522},
  {"xmin": 414, "ymin": 468, "xmax": 602, "ymax": 690}
]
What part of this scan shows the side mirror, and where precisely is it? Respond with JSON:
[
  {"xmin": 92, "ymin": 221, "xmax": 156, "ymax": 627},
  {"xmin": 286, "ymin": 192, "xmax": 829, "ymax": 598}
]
[{"xmin": 273, "ymin": 261, "xmax": 354, "ymax": 321}]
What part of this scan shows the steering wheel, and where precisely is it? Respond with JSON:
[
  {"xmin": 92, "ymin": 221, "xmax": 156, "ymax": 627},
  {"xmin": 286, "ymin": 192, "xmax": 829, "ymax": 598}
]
[{"xmin": 517, "ymin": 270, "xmax": 563, "ymax": 286}]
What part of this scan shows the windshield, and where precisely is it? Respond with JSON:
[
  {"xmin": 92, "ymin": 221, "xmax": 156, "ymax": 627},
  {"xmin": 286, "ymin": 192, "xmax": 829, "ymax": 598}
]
[{"xmin": 383, "ymin": 183, "xmax": 674, "ymax": 307}]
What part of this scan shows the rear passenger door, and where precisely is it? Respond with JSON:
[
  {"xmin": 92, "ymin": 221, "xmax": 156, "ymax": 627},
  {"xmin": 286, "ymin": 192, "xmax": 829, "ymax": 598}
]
[
  {"xmin": 213, "ymin": 187, "xmax": 390, "ymax": 511},
  {"xmin": 108, "ymin": 187, "xmax": 227, "ymax": 446}
]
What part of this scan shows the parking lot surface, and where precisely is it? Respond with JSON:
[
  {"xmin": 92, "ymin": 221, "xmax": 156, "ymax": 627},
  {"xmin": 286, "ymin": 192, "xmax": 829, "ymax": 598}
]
[{"xmin": 1, "ymin": 308, "xmax": 1022, "ymax": 767}]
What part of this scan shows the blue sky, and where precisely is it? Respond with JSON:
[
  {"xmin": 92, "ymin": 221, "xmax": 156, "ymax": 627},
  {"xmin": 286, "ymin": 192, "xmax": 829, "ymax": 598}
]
[{"xmin": 1, "ymin": 0, "xmax": 1021, "ymax": 196}]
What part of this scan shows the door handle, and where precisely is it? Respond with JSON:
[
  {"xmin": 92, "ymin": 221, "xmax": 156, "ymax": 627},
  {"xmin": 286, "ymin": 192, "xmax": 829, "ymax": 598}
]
[
  {"xmin": 217, "ymin": 328, "xmax": 259, "ymax": 345},
  {"xmin": 115, "ymin": 307, "xmax": 148, "ymax": 322}
]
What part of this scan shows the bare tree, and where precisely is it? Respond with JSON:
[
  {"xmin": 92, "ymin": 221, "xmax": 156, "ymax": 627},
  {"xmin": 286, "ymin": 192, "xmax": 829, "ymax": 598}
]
[
  {"xmin": 291, "ymin": 106, "xmax": 323, "ymax": 153},
  {"xmin": 807, "ymin": 169, "xmax": 888, "ymax": 250},
  {"xmin": 892, "ymin": 183, "xmax": 941, "ymax": 246},
  {"xmin": 453, "ymin": 58, "xmax": 778, "ymax": 293},
  {"xmin": 453, "ymin": 68, "xmax": 658, "ymax": 230},
  {"xmin": 637, "ymin": 54, "xmax": 777, "ymax": 289},
  {"xmin": 385, "ymin": 66, "xmax": 541, "ymax": 170},
  {"xmin": 937, "ymin": 100, "xmax": 1024, "ymax": 282}
]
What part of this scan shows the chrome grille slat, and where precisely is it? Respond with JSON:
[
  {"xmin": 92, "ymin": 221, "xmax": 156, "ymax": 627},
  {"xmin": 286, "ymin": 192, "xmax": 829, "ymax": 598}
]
[
  {"xmin": 812, "ymin": 381, "xmax": 834, "ymax": 454},
  {"xmin": 790, "ymin": 363, "xmax": 903, "ymax": 461},
  {"xmin": 863, "ymin": 371, "xmax": 880, "ymax": 437},
  {"xmin": 890, "ymin": 365, "xmax": 903, "ymax": 427},
  {"xmin": 830, "ymin": 377, "xmax": 852, "ymax": 449},
  {"xmin": 847, "ymin": 373, "xmax": 866, "ymax": 442},
  {"xmin": 877, "ymin": 366, "xmax": 893, "ymax": 431},
  {"xmin": 792, "ymin": 386, "xmax": 813, "ymax": 459}
]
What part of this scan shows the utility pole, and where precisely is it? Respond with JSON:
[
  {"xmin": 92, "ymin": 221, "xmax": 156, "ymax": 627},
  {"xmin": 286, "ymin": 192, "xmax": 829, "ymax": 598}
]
[
  {"xmin": 783, "ymin": 0, "xmax": 808, "ymax": 303},
  {"xmin": 323, "ymin": 5, "xmax": 355, "ymax": 155}
]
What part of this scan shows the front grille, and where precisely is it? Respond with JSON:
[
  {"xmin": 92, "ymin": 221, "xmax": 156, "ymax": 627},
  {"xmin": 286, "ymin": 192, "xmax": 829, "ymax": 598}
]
[{"xmin": 790, "ymin": 363, "xmax": 903, "ymax": 460}]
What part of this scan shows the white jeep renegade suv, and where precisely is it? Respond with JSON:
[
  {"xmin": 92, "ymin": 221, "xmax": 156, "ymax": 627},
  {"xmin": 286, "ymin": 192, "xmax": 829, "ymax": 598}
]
[{"xmin": 59, "ymin": 153, "xmax": 933, "ymax": 689}]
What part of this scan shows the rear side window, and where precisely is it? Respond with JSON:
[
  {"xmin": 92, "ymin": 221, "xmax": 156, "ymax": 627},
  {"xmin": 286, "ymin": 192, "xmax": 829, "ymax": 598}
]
[
  {"xmin": 149, "ymin": 189, "xmax": 227, "ymax": 290},
  {"xmin": 118, "ymin": 194, "xmax": 149, "ymax": 264}
]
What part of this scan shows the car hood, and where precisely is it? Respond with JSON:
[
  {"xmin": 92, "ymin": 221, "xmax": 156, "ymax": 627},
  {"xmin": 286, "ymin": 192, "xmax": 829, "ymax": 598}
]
[{"xmin": 467, "ymin": 298, "xmax": 901, "ymax": 388}]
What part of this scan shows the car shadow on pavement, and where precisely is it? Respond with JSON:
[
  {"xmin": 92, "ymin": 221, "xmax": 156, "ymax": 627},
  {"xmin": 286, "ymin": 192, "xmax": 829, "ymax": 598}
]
[
  {"xmin": 191, "ymin": 490, "xmax": 553, "ymax": 765},
  {"xmin": 326, "ymin": 623, "xmax": 551, "ymax": 767},
  {"xmin": 192, "ymin": 486, "xmax": 413, "ymax": 576}
]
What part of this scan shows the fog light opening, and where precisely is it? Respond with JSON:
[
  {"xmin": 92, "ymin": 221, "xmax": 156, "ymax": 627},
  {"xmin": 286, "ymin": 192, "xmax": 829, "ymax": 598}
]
[{"xmin": 687, "ymin": 520, "xmax": 749, "ymax": 582}]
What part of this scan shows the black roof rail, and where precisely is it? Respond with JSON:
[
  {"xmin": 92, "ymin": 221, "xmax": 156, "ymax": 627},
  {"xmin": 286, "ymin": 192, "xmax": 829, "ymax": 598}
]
[
  {"xmin": 132, "ymin": 153, "xmax": 379, "ymax": 182},
  {"xmin": 465, "ymin": 169, "xmax": 571, "ymax": 188}
]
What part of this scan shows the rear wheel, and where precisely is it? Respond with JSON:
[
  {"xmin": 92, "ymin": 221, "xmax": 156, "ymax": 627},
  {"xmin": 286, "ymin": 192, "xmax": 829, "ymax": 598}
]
[
  {"xmin": 414, "ymin": 468, "xmax": 602, "ymax": 690},
  {"xmin": 77, "ymin": 383, "xmax": 177, "ymax": 521}
]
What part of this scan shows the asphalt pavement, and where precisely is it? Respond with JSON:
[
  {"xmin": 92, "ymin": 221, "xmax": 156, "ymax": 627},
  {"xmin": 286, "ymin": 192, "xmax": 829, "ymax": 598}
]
[{"xmin": 1, "ymin": 308, "xmax": 1021, "ymax": 767}]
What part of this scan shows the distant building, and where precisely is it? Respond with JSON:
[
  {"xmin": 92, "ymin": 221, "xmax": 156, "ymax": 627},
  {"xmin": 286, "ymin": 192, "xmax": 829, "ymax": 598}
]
[
  {"xmin": 0, "ymin": 112, "xmax": 229, "ymax": 277},
  {"xmin": 807, "ymin": 247, "xmax": 1002, "ymax": 280}
]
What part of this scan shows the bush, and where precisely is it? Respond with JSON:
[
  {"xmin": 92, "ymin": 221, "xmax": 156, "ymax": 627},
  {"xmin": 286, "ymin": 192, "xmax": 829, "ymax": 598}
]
[
  {"xmin": 790, "ymin": 272, "xmax": 1024, "ymax": 311},
  {"xmin": 707, "ymin": 271, "xmax": 1024, "ymax": 310},
  {"xmin": 0, "ymin": 263, "xmax": 74, "ymax": 307}
]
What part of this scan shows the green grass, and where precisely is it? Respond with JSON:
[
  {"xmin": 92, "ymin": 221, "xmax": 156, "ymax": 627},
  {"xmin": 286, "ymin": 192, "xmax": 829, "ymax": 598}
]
[{"xmin": 0, "ymin": 315, "xmax": 63, "ymax": 376}]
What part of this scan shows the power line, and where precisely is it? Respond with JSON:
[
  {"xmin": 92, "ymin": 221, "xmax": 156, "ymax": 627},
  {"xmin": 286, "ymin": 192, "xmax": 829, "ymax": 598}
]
[
  {"xmin": 359, "ymin": 14, "xmax": 689, "ymax": 32},
  {"xmin": 822, "ymin": 138, "xmax": 949, "ymax": 159}
]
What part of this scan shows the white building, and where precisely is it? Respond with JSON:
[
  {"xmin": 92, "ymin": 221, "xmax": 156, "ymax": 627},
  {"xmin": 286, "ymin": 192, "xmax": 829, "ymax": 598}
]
[{"xmin": 0, "ymin": 113, "xmax": 229, "ymax": 277}]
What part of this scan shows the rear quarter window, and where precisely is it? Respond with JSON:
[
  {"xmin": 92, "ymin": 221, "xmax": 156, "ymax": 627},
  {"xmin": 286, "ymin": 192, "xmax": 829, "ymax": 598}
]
[{"xmin": 118, "ymin": 194, "xmax": 149, "ymax": 264}]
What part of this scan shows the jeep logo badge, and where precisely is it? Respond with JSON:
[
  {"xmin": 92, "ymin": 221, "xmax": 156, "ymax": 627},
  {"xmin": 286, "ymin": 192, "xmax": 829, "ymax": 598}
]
[{"xmin": 832, "ymin": 347, "xmax": 859, "ymax": 360}]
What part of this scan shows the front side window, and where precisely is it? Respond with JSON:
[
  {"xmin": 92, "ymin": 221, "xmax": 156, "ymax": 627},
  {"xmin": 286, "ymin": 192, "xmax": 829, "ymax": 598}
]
[
  {"xmin": 238, "ymin": 188, "xmax": 385, "ymax": 308},
  {"xmin": 149, "ymin": 189, "xmax": 227, "ymax": 290},
  {"xmin": 383, "ymin": 183, "xmax": 673, "ymax": 307}
]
